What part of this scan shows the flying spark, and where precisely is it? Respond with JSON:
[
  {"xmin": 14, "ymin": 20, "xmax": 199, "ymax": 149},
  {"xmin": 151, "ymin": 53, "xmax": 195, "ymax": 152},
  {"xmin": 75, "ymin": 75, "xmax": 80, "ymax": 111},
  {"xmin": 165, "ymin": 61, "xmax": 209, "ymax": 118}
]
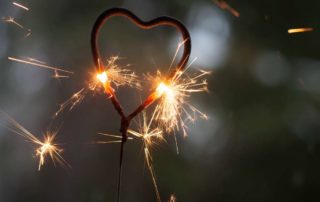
[
  {"xmin": 8, "ymin": 56, "xmax": 74, "ymax": 74},
  {"xmin": 12, "ymin": 2, "xmax": 29, "ymax": 11},
  {"xmin": 52, "ymin": 70, "xmax": 70, "ymax": 80},
  {"xmin": 2, "ymin": 16, "xmax": 24, "ymax": 29},
  {"xmin": 213, "ymin": 0, "xmax": 240, "ymax": 17},
  {"xmin": 54, "ymin": 88, "xmax": 88, "ymax": 117},
  {"xmin": 94, "ymin": 132, "xmax": 133, "ymax": 144},
  {"xmin": 2, "ymin": 16, "xmax": 31, "ymax": 36},
  {"xmin": 0, "ymin": 111, "xmax": 69, "ymax": 170},
  {"xmin": 288, "ymin": 27, "xmax": 313, "ymax": 34},
  {"xmin": 128, "ymin": 113, "xmax": 164, "ymax": 202}
]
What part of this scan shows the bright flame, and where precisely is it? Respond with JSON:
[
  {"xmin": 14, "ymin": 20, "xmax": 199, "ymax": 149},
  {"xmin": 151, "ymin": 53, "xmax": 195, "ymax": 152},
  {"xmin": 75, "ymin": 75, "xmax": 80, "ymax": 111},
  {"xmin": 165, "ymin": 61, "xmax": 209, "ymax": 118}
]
[
  {"xmin": 155, "ymin": 82, "xmax": 175, "ymax": 101},
  {"xmin": 151, "ymin": 68, "xmax": 209, "ymax": 138},
  {"xmin": 96, "ymin": 71, "xmax": 108, "ymax": 84},
  {"xmin": 96, "ymin": 56, "xmax": 141, "ymax": 90}
]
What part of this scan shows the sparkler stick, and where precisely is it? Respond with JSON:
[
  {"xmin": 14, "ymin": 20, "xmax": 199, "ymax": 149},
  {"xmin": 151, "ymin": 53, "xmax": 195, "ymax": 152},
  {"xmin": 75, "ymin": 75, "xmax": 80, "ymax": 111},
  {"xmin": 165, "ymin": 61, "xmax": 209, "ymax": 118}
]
[{"xmin": 91, "ymin": 8, "xmax": 191, "ymax": 202}]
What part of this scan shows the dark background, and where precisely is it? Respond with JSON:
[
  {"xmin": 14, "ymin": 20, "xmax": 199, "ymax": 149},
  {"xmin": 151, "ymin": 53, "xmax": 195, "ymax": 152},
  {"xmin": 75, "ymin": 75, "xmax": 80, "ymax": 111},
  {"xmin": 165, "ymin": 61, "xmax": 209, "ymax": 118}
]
[{"xmin": 0, "ymin": 0, "xmax": 320, "ymax": 201}]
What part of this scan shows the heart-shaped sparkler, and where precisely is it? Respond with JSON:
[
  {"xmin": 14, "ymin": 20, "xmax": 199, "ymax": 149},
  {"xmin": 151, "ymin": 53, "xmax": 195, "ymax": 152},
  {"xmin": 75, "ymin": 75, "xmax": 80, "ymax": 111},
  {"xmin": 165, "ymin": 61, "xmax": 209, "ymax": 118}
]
[{"xmin": 90, "ymin": 8, "xmax": 191, "ymax": 202}]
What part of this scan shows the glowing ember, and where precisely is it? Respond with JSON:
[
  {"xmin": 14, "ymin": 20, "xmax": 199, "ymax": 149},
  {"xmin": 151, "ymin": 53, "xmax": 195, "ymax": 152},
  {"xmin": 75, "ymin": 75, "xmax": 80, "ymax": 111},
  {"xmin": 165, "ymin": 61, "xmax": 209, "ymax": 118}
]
[{"xmin": 288, "ymin": 27, "xmax": 313, "ymax": 34}]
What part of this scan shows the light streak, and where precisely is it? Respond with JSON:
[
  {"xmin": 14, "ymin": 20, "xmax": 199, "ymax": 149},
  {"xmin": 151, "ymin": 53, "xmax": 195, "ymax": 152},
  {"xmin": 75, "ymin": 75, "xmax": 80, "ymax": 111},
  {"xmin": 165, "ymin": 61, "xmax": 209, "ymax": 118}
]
[
  {"xmin": 288, "ymin": 27, "xmax": 313, "ymax": 34},
  {"xmin": 8, "ymin": 56, "xmax": 74, "ymax": 74},
  {"xmin": 213, "ymin": 0, "xmax": 240, "ymax": 17},
  {"xmin": 52, "ymin": 70, "xmax": 70, "ymax": 79},
  {"xmin": 12, "ymin": 2, "xmax": 29, "ymax": 11},
  {"xmin": 2, "ymin": 16, "xmax": 31, "ymax": 37},
  {"xmin": 0, "ymin": 111, "xmax": 70, "ymax": 170},
  {"xmin": 54, "ymin": 88, "xmax": 87, "ymax": 117},
  {"xmin": 94, "ymin": 132, "xmax": 133, "ymax": 144},
  {"xmin": 128, "ymin": 113, "xmax": 164, "ymax": 202},
  {"xmin": 2, "ymin": 16, "xmax": 24, "ymax": 29}
]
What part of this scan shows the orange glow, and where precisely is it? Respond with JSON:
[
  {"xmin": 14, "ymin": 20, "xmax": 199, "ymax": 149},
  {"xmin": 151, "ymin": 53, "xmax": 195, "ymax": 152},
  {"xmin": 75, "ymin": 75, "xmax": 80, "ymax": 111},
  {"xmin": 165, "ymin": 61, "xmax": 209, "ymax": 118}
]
[
  {"xmin": 96, "ymin": 71, "xmax": 108, "ymax": 84},
  {"xmin": 288, "ymin": 27, "xmax": 313, "ymax": 34},
  {"xmin": 155, "ymin": 82, "xmax": 175, "ymax": 101}
]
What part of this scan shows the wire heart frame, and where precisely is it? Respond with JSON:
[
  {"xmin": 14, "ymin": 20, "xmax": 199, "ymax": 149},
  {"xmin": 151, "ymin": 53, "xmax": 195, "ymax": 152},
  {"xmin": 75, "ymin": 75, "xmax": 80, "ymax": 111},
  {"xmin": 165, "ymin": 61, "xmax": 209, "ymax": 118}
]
[{"xmin": 91, "ymin": 8, "xmax": 192, "ymax": 202}]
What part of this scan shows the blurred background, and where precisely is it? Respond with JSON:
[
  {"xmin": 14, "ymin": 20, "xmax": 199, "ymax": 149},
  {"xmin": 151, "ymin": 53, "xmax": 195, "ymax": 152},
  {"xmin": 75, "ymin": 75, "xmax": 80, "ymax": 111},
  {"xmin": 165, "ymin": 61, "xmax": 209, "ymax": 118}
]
[{"xmin": 0, "ymin": 0, "xmax": 319, "ymax": 201}]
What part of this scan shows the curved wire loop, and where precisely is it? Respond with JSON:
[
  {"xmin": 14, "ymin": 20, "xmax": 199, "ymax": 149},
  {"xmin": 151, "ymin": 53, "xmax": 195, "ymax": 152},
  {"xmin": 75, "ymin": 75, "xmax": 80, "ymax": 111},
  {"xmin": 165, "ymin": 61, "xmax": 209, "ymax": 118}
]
[{"xmin": 91, "ymin": 7, "xmax": 191, "ymax": 75}]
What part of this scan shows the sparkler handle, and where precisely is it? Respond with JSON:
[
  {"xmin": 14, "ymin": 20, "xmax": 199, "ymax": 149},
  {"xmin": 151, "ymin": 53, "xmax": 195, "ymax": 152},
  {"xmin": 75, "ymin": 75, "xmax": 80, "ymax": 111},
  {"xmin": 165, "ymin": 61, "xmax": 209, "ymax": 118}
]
[{"xmin": 91, "ymin": 7, "xmax": 191, "ymax": 73}]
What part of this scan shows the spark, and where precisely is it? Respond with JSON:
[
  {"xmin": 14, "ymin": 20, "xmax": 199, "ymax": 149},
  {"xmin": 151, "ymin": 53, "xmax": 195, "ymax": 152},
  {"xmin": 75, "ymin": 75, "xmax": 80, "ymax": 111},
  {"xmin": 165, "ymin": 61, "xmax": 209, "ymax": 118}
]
[
  {"xmin": 54, "ymin": 56, "xmax": 138, "ymax": 117},
  {"xmin": 128, "ymin": 113, "xmax": 164, "ymax": 202},
  {"xmin": 52, "ymin": 70, "xmax": 70, "ymax": 80},
  {"xmin": 94, "ymin": 132, "xmax": 133, "ymax": 144},
  {"xmin": 151, "ymin": 64, "xmax": 210, "ymax": 138},
  {"xmin": 288, "ymin": 27, "xmax": 313, "ymax": 34},
  {"xmin": 95, "ymin": 56, "xmax": 141, "ymax": 94},
  {"xmin": 24, "ymin": 29, "xmax": 32, "ymax": 37},
  {"xmin": 8, "ymin": 56, "xmax": 74, "ymax": 74},
  {"xmin": 2, "ymin": 16, "xmax": 31, "ymax": 36},
  {"xmin": 54, "ymin": 88, "xmax": 88, "ymax": 117},
  {"xmin": 0, "ymin": 111, "xmax": 70, "ymax": 170},
  {"xmin": 12, "ymin": 2, "xmax": 29, "ymax": 11},
  {"xmin": 2, "ymin": 16, "xmax": 24, "ymax": 29},
  {"xmin": 213, "ymin": 0, "xmax": 240, "ymax": 17}
]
